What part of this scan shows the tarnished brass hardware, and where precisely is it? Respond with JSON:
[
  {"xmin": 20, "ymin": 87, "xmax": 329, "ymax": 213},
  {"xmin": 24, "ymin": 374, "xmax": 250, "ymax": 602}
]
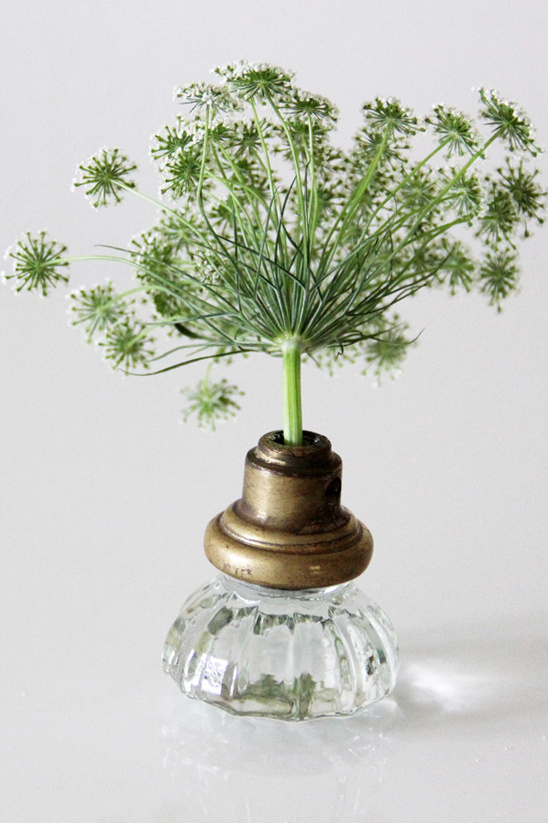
[{"xmin": 204, "ymin": 431, "xmax": 373, "ymax": 589}]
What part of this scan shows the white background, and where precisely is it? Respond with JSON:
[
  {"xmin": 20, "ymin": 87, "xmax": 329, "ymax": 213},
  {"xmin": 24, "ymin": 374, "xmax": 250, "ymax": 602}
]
[{"xmin": 1, "ymin": 1, "xmax": 547, "ymax": 820}]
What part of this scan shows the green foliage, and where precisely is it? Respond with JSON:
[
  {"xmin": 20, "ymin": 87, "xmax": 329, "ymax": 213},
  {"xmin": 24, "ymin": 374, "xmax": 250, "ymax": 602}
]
[{"xmin": 3, "ymin": 63, "xmax": 545, "ymax": 432}]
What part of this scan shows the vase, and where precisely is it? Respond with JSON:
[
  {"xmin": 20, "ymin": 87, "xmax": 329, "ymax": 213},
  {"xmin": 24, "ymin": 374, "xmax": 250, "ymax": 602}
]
[{"xmin": 163, "ymin": 431, "xmax": 398, "ymax": 720}]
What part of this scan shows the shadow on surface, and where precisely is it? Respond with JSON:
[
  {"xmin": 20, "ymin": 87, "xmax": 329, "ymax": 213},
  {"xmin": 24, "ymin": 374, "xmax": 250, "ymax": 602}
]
[
  {"xmin": 392, "ymin": 610, "xmax": 548, "ymax": 732},
  {"xmin": 146, "ymin": 611, "xmax": 548, "ymax": 823}
]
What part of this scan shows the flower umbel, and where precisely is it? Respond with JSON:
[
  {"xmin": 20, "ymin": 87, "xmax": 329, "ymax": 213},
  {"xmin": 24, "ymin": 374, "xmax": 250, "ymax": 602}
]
[
  {"xmin": 181, "ymin": 373, "xmax": 243, "ymax": 429},
  {"xmin": 479, "ymin": 89, "xmax": 539, "ymax": 155},
  {"xmin": 6, "ymin": 232, "xmax": 68, "ymax": 295},
  {"xmin": 174, "ymin": 82, "xmax": 242, "ymax": 115},
  {"xmin": 362, "ymin": 97, "xmax": 422, "ymax": 136},
  {"xmin": 75, "ymin": 148, "xmax": 137, "ymax": 207},
  {"xmin": 100, "ymin": 320, "xmax": 155, "ymax": 370},
  {"xmin": 5, "ymin": 66, "xmax": 544, "ymax": 437},
  {"xmin": 364, "ymin": 325, "xmax": 414, "ymax": 383},
  {"xmin": 70, "ymin": 282, "xmax": 131, "ymax": 341},
  {"xmin": 427, "ymin": 106, "xmax": 482, "ymax": 157},
  {"xmin": 499, "ymin": 160, "xmax": 546, "ymax": 223},
  {"xmin": 216, "ymin": 61, "xmax": 295, "ymax": 101},
  {"xmin": 479, "ymin": 251, "xmax": 519, "ymax": 310},
  {"xmin": 283, "ymin": 90, "xmax": 339, "ymax": 123}
]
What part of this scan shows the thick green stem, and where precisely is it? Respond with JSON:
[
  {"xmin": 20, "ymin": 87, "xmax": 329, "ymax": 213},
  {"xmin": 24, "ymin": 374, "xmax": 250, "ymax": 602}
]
[{"xmin": 282, "ymin": 340, "xmax": 303, "ymax": 445}]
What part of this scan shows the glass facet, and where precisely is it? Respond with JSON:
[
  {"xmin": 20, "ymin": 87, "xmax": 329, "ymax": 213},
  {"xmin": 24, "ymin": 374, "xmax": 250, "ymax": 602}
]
[{"xmin": 163, "ymin": 574, "xmax": 398, "ymax": 720}]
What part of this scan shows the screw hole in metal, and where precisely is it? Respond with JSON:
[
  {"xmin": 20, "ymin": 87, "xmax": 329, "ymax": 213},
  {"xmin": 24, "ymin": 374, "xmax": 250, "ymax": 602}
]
[{"xmin": 325, "ymin": 477, "xmax": 341, "ymax": 498}]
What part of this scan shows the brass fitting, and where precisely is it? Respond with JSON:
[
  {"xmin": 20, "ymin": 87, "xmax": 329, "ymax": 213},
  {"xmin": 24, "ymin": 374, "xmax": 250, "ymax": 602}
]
[{"xmin": 204, "ymin": 431, "xmax": 373, "ymax": 589}]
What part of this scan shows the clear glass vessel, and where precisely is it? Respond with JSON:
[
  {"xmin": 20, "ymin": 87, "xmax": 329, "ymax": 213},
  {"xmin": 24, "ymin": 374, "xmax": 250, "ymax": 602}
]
[{"xmin": 163, "ymin": 573, "xmax": 398, "ymax": 721}]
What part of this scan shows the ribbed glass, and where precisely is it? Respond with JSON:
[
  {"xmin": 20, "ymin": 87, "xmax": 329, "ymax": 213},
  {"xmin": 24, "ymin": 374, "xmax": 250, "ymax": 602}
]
[{"xmin": 163, "ymin": 574, "xmax": 398, "ymax": 720}]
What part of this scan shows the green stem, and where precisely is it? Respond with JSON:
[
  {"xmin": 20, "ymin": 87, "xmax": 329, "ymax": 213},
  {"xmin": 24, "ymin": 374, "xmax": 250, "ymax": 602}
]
[
  {"xmin": 266, "ymin": 93, "xmax": 304, "ymax": 203},
  {"xmin": 318, "ymin": 129, "xmax": 390, "ymax": 276},
  {"xmin": 282, "ymin": 339, "xmax": 303, "ymax": 445},
  {"xmin": 250, "ymin": 99, "xmax": 279, "ymax": 204}
]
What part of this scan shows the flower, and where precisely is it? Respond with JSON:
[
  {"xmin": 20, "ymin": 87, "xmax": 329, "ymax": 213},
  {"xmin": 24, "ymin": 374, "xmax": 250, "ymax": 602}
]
[
  {"xmin": 215, "ymin": 61, "xmax": 295, "ymax": 102},
  {"xmin": 5, "ymin": 64, "xmax": 543, "ymax": 433},
  {"xmin": 440, "ymin": 169, "xmax": 483, "ymax": 218},
  {"xmin": 364, "ymin": 322, "xmax": 414, "ymax": 384},
  {"xmin": 477, "ymin": 184, "xmax": 518, "ymax": 245},
  {"xmin": 4, "ymin": 232, "xmax": 68, "ymax": 295},
  {"xmin": 181, "ymin": 374, "xmax": 243, "ymax": 429},
  {"xmin": 427, "ymin": 106, "xmax": 482, "ymax": 157},
  {"xmin": 161, "ymin": 146, "xmax": 204, "ymax": 198},
  {"xmin": 479, "ymin": 250, "xmax": 519, "ymax": 309},
  {"xmin": 100, "ymin": 320, "xmax": 155, "ymax": 370},
  {"xmin": 499, "ymin": 159, "xmax": 546, "ymax": 222},
  {"xmin": 479, "ymin": 89, "xmax": 539, "ymax": 155},
  {"xmin": 150, "ymin": 119, "xmax": 195, "ymax": 164},
  {"xmin": 283, "ymin": 90, "xmax": 338, "ymax": 124},
  {"xmin": 439, "ymin": 241, "xmax": 476, "ymax": 293},
  {"xmin": 69, "ymin": 281, "xmax": 129, "ymax": 340},
  {"xmin": 75, "ymin": 148, "xmax": 137, "ymax": 207},
  {"xmin": 362, "ymin": 97, "xmax": 422, "ymax": 137},
  {"xmin": 174, "ymin": 82, "xmax": 243, "ymax": 116}
]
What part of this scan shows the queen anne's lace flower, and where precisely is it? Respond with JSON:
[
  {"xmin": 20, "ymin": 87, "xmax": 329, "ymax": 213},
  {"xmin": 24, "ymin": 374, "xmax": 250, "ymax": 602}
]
[
  {"xmin": 5, "ymin": 232, "xmax": 68, "ymax": 295},
  {"xmin": 439, "ymin": 240, "xmax": 476, "ymax": 294},
  {"xmin": 479, "ymin": 89, "xmax": 539, "ymax": 155},
  {"xmin": 181, "ymin": 375, "xmax": 243, "ymax": 428},
  {"xmin": 69, "ymin": 281, "xmax": 130, "ymax": 341},
  {"xmin": 100, "ymin": 320, "xmax": 155, "ymax": 371},
  {"xmin": 174, "ymin": 82, "xmax": 243, "ymax": 116},
  {"xmin": 284, "ymin": 90, "xmax": 339, "ymax": 123},
  {"xmin": 150, "ymin": 119, "xmax": 195, "ymax": 164},
  {"xmin": 4, "ymin": 65, "xmax": 545, "ymax": 428},
  {"xmin": 215, "ymin": 61, "xmax": 295, "ymax": 101},
  {"xmin": 479, "ymin": 250, "xmax": 519, "ymax": 309},
  {"xmin": 440, "ymin": 169, "xmax": 483, "ymax": 218},
  {"xmin": 362, "ymin": 97, "xmax": 422, "ymax": 136},
  {"xmin": 427, "ymin": 106, "xmax": 482, "ymax": 157},
  {"xmin": 75, "ymin": 148, "xmax": 137, "ymax": 207},
  {"xmin": 364, "ymin": 324, "xmax": 412, "ymax": 384},
  {"xmin": 499, "ymin": 160, "xmax": 545, "ymax": 221}
]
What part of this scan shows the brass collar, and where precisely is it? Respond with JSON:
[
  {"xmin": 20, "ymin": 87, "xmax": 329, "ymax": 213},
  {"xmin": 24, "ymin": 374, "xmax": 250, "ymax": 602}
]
[{"xmin": 204, "ymin": 431, "xmax": 373, "ymax": 590}]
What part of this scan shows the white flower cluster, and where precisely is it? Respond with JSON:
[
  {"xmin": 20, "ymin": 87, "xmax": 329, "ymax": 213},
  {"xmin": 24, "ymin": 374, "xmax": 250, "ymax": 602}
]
[{"xmin": 174, "ymin": 81, "xmax": 243, "ymax": 116}]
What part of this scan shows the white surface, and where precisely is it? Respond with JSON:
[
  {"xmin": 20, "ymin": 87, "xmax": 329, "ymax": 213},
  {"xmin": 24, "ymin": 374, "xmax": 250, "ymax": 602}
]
[{"xmin": 1, "ymin": 1, "xmax": 547, "ymax": 820}]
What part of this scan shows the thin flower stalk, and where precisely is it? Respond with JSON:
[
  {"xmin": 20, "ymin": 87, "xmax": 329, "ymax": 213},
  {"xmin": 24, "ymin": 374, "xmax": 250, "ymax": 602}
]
[{"xmin": 282, "ymin": 339, "xmax": 303, "ymax": 446}]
